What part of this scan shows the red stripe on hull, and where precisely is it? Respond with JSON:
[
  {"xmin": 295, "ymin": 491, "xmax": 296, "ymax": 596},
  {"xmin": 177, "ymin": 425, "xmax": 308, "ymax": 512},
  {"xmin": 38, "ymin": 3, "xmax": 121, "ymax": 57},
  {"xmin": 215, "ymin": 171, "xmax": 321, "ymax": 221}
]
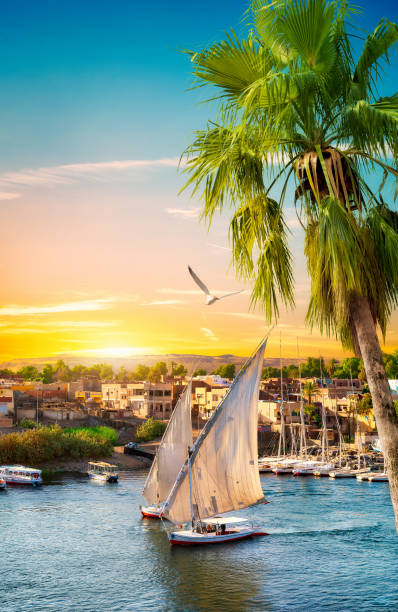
[
  {"xmin": 141, "ymin": 511, "xmax": 161, "ymax": 519},
  {"xmin": 169, "ymin": 533, "xmax": 256, "ymax": 546},
  {"xmin": 3, "ymin": 481, "xmax": 41, "ymax": 486}
]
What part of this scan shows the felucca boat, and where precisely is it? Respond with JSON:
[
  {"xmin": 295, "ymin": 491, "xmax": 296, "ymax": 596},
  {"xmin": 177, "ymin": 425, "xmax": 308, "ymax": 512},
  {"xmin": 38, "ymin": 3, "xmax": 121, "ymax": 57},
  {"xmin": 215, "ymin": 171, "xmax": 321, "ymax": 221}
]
[
  {"xmin": 162, "ymin": 339, "xmax": 269, "ymax": 546},
  {"xmin": 141, "ymin": 381, "xmax": 193, "ymax": 518}
]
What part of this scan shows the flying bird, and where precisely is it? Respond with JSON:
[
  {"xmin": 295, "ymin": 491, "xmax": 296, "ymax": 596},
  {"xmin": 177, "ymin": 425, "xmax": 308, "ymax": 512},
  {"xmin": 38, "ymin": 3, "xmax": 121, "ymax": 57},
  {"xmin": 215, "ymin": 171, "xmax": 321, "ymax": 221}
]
[{"xmin": 188, "ymin": 265, "xmax": 243, "ymax": 305}]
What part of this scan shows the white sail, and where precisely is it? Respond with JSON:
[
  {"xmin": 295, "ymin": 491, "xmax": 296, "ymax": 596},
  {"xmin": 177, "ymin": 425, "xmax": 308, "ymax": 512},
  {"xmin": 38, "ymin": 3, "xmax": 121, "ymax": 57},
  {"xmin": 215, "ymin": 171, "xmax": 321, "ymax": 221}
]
[
  {"xmin": 142, "ymin": 381, "xmax": 193, "ymax": 506},
  {"xmin": 163, "ymin": 340, "xmax": 267, "ymax": 525}
]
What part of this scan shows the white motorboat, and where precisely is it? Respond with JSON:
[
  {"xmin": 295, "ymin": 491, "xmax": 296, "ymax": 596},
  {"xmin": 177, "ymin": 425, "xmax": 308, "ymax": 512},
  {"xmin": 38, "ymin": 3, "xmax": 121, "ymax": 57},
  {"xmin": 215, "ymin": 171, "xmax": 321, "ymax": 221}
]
[
  {"xmin": 162, "ymin": 338, "xmax": 269, "ymax": 546},
  {"xmin": 272, "ymin": 459, "xmax": 301, "ymax": 474},
  {"xmin": 368, "ymin": 472, "xmax": 389, "ymax": 482},
  {"xmin": 168, "ymin": 516, "xmax": 267, "ymax": 546},
  {"xmin": 141, "ymin": 382, "xmax": 193, "ymax": 519},
  {"xmin": 329, "ymin": 468, "xmax": 370, "ymax": 479},
  {"xmin": 313, "ymin": 464, "xmax": 335, "ymax": 477},
  {"xmin": 88, "ymin": 461, "xmax": 118, "ymax": 483},
  {"xmin": 0, "ymin": 465, "xmax": 42, "ymax": 486},
  {"xmin": 292, "ymin": 461, "xmax": 322, "ymax": 476}
]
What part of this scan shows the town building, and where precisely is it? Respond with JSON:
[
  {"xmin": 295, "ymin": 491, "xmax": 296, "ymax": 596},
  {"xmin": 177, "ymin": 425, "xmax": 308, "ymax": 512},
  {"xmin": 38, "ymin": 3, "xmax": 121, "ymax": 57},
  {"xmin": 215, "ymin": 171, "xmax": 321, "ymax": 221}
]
[{"xmin": 101, "ymin": 382, "xmax": 174, "ymax": 419}]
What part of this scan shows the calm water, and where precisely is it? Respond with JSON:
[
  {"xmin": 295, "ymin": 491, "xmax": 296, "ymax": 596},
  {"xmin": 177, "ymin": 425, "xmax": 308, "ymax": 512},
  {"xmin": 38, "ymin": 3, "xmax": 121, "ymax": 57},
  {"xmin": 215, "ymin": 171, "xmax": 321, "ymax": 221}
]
[{"xmin": 1, "ymin": 471, "xmax": 398, "ymax": 611}]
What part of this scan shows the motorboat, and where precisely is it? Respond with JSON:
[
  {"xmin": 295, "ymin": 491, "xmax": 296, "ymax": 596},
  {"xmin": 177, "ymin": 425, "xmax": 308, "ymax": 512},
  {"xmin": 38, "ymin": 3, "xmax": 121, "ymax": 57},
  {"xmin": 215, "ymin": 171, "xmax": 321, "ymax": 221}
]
[
  {"xmin": 0, "ymin": 478, "xmax": 6, "ymax": 490},
  {"xmin": 168, "ymin": 516, "xmax": 267, "ymax": 546},
  {"xmin": 313, "ymin": 464, "xmax": 335, "ymax": 477},
  {"xmin": 0, "ymin": 465, "xmax": 42, "ymax": 486},
  {"xmin": 272, "ymin": 459, "xmax": 301, "ymax": 474},
  {"xmin": 87, "ymin": 461, "xmax": 118, "ymax": 483},
  {"xmin": 162, "ymin": 338, "xmax": 269, "ymax": 546},
  {"xmin": 141, "ymin": 382, "xmax": 193, "ymax": 519},
  {"xmin": 292, "ymin": 461, "xmax": 323, "ymax": 476},
  {"xmin": 368, "ymin": 472, "xmax": 389, "ymax": 482},
  {"xmin": 329, "ymin": 468, "xmax": 370, "ymax": 479}
]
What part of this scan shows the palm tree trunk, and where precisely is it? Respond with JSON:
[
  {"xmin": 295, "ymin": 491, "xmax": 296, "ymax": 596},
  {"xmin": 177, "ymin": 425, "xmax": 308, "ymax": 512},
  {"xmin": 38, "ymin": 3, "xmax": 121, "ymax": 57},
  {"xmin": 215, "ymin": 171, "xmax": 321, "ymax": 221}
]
[{"xmin": 350, "ymin": 293, "xmax": 398, "ymax": 529}]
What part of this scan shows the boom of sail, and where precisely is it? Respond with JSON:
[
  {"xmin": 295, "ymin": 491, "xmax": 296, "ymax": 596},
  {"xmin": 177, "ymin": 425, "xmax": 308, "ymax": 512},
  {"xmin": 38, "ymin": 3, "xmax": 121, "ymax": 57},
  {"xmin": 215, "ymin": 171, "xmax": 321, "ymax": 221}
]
[
  {"xmin": 163, "ymin": 340, "xmax": 267, "ymax": 525},
  {"xmin": 142, "ymin": 381, "xmax": 193, "ymax": 506}
]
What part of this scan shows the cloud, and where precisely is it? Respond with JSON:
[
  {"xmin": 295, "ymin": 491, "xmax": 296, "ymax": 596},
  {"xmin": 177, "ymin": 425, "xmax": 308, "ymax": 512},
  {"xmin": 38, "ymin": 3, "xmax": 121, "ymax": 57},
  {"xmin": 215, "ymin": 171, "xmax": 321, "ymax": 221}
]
[
  {"xmin": 45, "ymin": 320, "xmax": 119, "ymax": 329},
  {"xmin": 139, "ymin": 300, "xmax": 185, "ymax": 306},
  {"xmin": 0, "ymin": 158, "xmax": 179, "ymax": 189},
  {"xmin": 0, "ymin": 192, "xmax": 21, "ymax": 200},
  {"xmin": 201, "ymin": 327, "xmax": 219, "ymax": 342},
  {"xmin": 0, "ymin": 298, "xmax": 115, "ymax": 317},
  {"xmin": 165, "ymin": 207, "xmax": 200, "ymax": 219}
]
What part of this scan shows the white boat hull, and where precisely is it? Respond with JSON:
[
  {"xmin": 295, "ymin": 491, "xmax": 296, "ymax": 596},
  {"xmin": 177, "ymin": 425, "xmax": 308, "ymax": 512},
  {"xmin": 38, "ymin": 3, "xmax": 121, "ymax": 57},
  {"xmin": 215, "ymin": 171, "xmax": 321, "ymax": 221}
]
[
  {"xmin": 141, "ymin": 505, "xmax": 163, "ymax": 518},
  {"xmin": 168, "ymin": 527, "xmax": 267, "ymax": 546},
  {"xmin": 368, "ymin": 473, "xmax": 389, "ymax": 482},
  {"xmin": 88, "ymin": 473, "xmax": 118, "ymax": 483}
]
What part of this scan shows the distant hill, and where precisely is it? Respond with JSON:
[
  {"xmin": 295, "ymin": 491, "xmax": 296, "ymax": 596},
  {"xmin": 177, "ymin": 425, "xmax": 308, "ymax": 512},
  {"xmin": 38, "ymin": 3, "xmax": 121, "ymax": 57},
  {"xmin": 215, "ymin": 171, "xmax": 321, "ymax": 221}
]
[{"xmin": 0, "ymin": 353, "xmax": 304, "ymax": 372}]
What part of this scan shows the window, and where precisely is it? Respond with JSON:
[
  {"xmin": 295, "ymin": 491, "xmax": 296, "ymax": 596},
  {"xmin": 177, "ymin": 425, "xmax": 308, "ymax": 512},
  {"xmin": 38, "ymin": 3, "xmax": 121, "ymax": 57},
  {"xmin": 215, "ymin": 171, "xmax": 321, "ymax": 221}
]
[
  {"xmin": 133, "ymin": 389, "xmax": 143, "ymax": 396},
  {"xmin": 154, "ymin": 390, "xmax": 163, "ymax": 397},
  {"xmin": 149, "ymin": 390, "xmax": 154, "ymax": 397},
  {"xmin": 212, "ymin": 394, "xmax": 218, "ymax": 401},
  {"xmin": 164, "ymin": 390, "xmax": 171, "ymax": 396}
]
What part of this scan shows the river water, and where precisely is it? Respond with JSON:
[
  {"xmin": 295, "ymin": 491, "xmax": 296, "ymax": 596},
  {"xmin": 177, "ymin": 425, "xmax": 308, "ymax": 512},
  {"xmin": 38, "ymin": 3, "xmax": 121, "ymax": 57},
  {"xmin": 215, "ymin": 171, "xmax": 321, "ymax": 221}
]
[{"xmin": 1, "ymin": 470, "xmax": 398, "ymax": 611}]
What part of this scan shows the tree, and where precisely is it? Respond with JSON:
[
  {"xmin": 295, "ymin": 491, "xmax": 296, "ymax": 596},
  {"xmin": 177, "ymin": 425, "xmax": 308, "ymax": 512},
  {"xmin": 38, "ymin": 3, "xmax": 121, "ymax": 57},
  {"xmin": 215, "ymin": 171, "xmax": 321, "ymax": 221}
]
[
  {"xmin": 214, "ymin": 364, "xmax": 235, "ymax": 379},
  {"xmin": 17, "ymin": 366, "xmax": 40, "ymax": 381},
  {"xmin": 148, "ymin": 361, "xmax": 168, "ymax": 382},
  {"xmin": 303, "ymin": 381, "xmax": 319, "ymax": 406},
  {"xmin": 171, "ymin": 363, "xmax": 188, "ymax": 377},
  {"xmin": 41, "ymin": 364, "xmax": 54, "ymax": 384},
  {"xmin": 181, "ymin": 0, "xmax": 398, "ymax": 525},
  {"xmin": 116, "ymin": 366, "xmax": 129, "ymax": 382},
  {"xmin": 262, "ymin": 366, "xmax": 280, "ymax": 379},
  {"xmin": 333, "ymin": 357, "xmax": 361, "ymax": 379},
  {"xmin": 384, "ymin": 351, "xmax": 398, "ymax": 379},
  {"xmin": 135, "ymin": 364, "xmax": 150, "ymax": 381},
  {"xmin": 325, "ymin": 359, "xmax": 339, "ymax": 378},
  {"xmin": 193, "ymin": 368, "xmax": 207, "ymax": 376}
]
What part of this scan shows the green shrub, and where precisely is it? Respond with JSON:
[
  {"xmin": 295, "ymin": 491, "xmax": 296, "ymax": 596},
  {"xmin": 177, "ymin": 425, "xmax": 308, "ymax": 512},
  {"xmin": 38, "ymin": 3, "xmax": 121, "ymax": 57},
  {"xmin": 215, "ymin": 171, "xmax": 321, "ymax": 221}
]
[
  {"xmin": 0, "ymin": 425, "xmax": 113, "ymax": 465},
  {"xmin": 135, "ymin": 418, "xmax": 166, "ymax": 442},
  {"xmin": 19, "ymin": 418, "xmax": 37, "ymax": 429},
  {"xmin": 64, "ymin": 426, "xmax": 118, "ymax": 445}
]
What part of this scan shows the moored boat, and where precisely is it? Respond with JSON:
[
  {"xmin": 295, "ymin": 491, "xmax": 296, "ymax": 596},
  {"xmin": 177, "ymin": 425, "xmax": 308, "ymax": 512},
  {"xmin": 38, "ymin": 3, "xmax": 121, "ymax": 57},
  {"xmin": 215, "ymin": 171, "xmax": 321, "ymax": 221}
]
[
  {"xmin": 368, "ymin": 472, "xmax": 389, "ymax": 482},
  {"xmin": 0, "ymin": 465, "xmax": 42, "ymax": 486},
  {"xmin": 162, "ymin": 338, "xmax": 269, "ymax": 546},
  {"xmin": 330, "ymin": 468, "xmax": 370, "ymax": 479},
  {"xmin": 87, "ymin": 461, "xmax": 118, "ymax": 483},
  {"xmin": 313, "ymin": 464, "xmax": 335, "ymax": 477},
  {"xmin": 168, "ymin": 516, "xmax": 267, "ymax": 546},
  {"xmin": 0, "ymin": 478, "xmax": 6, "ymax": 490}
]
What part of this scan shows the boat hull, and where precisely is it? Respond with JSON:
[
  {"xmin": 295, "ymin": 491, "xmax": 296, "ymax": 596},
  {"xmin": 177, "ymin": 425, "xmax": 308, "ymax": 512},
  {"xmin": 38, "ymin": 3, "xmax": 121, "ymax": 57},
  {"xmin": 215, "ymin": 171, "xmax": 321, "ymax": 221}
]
[
  {"xmin": 141, "ymin": 505, "xmax": 163, "ymax": 519},
  {"xmin": 88, "ymin": 473, "xmax": 118, "ymax": 483},
  {"xmin": 168, "ymin": 527, "xmax": 263, "ymax": 546}
]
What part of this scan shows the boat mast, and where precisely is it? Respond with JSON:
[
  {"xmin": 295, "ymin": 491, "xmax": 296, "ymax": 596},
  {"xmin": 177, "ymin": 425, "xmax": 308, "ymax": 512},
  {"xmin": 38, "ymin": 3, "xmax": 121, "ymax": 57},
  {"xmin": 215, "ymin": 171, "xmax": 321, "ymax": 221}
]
[
  {"xmin": 188, "ymin": 446, "xmax": 194, "ymax": 528},
  {"xmin": 319, "ymin": 357, "xmax": 328, "ymax": 463},
  {"xmin": 297, "ymin": 338, "xmax": 306, "ymax": 458},
  {"xmin": 350, "ymin": 366, "xmax": 364, "ymax": 470},
  {"xmin": 278, "ymin": 333, "xmax": 286, "ymax": 458}
]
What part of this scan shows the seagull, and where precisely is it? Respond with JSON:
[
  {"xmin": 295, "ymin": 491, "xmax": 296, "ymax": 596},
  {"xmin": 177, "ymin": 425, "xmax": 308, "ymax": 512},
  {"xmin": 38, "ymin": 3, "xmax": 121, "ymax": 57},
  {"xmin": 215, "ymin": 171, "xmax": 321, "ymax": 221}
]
[{"xmin": 188, "ymin": 265, "xmax": 243, "ymax": 305}]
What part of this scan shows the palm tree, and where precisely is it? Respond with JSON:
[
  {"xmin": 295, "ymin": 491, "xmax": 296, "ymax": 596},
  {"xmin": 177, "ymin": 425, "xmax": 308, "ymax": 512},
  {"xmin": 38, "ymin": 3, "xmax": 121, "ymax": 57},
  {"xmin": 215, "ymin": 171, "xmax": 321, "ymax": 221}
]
[
  {"xmin": 181, "ymin": 0, "xmax": 398, "ymax": 525},
  {"xmin": 303, "ymin": 380, "xmax": 318, "ymax": 406}
]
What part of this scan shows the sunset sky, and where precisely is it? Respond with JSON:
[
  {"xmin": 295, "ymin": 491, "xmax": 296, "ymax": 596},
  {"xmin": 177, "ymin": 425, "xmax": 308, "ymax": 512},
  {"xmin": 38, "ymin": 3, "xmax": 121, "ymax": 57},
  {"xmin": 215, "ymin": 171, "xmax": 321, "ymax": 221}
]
[{"xmin": 1, "ymin": 0, "xmax": 398, "ymax": 363}]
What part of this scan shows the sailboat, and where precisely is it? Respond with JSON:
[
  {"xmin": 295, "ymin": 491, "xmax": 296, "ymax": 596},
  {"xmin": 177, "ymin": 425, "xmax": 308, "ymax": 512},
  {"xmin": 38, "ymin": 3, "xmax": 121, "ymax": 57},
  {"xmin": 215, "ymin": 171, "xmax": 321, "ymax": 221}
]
[
  {"xmin": 161, "ymin": 339, "xmax": 269, "ymax": 545},
  {"xmin": 141, "ymin": 381, "xmax": 193, "ymax": 518}
]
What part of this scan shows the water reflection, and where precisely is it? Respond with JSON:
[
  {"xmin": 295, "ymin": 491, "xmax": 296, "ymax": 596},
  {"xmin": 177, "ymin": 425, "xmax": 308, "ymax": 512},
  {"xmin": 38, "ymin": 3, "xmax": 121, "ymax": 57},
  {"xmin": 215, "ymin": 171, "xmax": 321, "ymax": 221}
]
[{"xmin": 143, "ymin": 521, "xmax": 272, "ymax": 611}]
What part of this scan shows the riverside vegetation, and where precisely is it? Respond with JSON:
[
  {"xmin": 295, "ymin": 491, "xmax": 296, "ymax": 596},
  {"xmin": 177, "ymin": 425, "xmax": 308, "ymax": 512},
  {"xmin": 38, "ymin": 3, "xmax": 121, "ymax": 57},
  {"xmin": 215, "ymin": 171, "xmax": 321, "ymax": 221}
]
[{"xmin": 0, "ymin": 425, "xmax": 116, "ymax": 466}]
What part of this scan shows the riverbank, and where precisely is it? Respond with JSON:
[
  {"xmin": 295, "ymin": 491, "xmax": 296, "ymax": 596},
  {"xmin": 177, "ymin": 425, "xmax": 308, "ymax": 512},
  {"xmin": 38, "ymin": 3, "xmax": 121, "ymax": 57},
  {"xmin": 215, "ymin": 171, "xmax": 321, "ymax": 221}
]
[{"xmin": 39, "ymin": 446, "xmax": 148, "ymax": 473}]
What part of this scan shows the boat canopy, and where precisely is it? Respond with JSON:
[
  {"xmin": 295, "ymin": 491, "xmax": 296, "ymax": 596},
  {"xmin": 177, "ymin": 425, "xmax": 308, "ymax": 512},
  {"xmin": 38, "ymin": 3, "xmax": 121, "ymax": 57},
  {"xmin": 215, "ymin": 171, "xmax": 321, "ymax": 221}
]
[
  {"xmin": 201, "ymin": 516, "xmax": 249, "ymax": 525},
  {"xmin": 143, "ymin": 381, "xmax": 192, "ymax": 506},
  {"xmin": 163, "ymin": 339, "xmax": 267, "ymax": 525},
  {"xmin": 88, "ymin": 462, "xmax": 117, "ymax": 473}
]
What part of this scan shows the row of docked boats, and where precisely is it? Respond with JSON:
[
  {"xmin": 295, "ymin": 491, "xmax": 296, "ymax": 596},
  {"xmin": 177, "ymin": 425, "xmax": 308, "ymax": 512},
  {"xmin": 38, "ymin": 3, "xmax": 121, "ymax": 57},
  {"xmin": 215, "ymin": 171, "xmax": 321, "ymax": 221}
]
[{"xmin": 258, "ymin": 456, "xmax": 388, "ymax": 480}]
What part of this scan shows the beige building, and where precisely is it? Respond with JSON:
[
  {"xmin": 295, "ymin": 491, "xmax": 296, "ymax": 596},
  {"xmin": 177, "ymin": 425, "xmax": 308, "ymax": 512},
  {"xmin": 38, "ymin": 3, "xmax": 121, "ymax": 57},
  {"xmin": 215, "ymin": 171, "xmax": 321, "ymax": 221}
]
[{"xmin": 102, "ymin": 382, "xmax": 173, "ymax": 419}]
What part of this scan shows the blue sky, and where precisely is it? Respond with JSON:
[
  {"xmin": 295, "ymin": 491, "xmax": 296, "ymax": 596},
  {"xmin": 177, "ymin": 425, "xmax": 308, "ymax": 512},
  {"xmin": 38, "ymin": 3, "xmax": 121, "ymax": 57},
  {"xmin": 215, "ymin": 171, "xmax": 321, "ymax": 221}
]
[{"xmin": 1, "ymin": 0, "xmax": 398, "ymax": 362}]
